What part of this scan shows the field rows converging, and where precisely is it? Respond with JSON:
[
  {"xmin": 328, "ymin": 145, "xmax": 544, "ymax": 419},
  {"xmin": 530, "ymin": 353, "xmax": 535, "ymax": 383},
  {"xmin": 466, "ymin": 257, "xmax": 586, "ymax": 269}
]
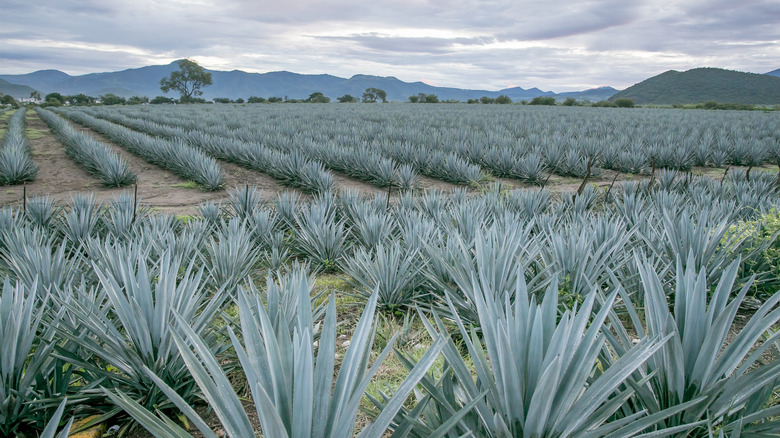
[
  {"xmin": 2, "ymin": 103, "xmax": 780, "ymax": 437},
  {"xmin": 72, "ymin": 104, "xmax": 780, "ymax": 185}
]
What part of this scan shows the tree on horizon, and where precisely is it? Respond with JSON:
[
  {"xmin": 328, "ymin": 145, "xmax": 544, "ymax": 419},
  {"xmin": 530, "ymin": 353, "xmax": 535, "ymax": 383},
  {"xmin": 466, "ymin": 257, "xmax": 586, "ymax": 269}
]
[{"xmin": 160, "ymin": 59, "xmax": 212, "ymax": 103}]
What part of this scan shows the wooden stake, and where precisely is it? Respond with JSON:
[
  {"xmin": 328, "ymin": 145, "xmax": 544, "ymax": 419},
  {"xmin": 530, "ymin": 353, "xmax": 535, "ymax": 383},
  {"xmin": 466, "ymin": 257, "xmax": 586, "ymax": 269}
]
[
  {"xmin": 132, "ymin": 182, "xmax": 138, "ymax": 223},
  {"xmin": 649, "ymin": 158, "xmax": 656, "ymax": 188},
  {"xmin": 605, "ymin": 172, "xmax": 620, "ymax": 201},
  {"xmin": 576, "ymin": 155, "xmax": 595, "ymax": 195},
  {"xmin": 386, "ymin": 183, "xmax": 392, "ymax": 210}
]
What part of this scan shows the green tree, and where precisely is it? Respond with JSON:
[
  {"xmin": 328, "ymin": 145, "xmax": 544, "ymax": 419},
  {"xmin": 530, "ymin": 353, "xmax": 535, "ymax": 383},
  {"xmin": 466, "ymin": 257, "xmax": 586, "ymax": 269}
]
[
  {"xmin": 362, "ymin": 88, "xmax": 387, "ymax": 103},
  {"xmin": 100, "ymin": 93, "xmax": 126, "ymax": 105},
  {"xmin": 29, "ymin": 91, "xmax": 41, "ymax": 101},
  {"xmin": 495, "ymin": 95, "xmax": 512, "ymax": 104},
  {"xmin": 44, "ymin": 92, "xmax": 66, "ymax": 106},
  {"xmin": 127, "ymin": 96, "xmax": 149, "ymax": 105},
  {"xmin": 213, "ymin": 97, "xmax": 233, "ymax": 104},
  {"xmin": 562, "ymin": 97, "xmax": 578, "ymax": 106},
  {"xmin": 337, "ymin": 94, "xmax": 357, "ymax": 103},
  {"xmin": 247, "ymin": 96, "xmax": 266, "ymax": 103},
  {"xmin": 235, "ymin": 98, "xmax": 244, "ymax": 103},
  {"xmin": 529, "ymin": 96, "xmax": 556, "ymax": 105},
  {"xmin": 0, "ymin": 94, "xmax": 18, "ymax": 108},
  {"xmin": 68, "ymin": 94, "xmax": 95, "ymax": 106},
  {"xmin": 268, "ymin": 97, "xmax": 283, "ymax": 103},
  {"xmin": 159, "ymin": 59, "xmax": 212, "ymax": 103},
  {"xmin": 480, "ymin": 96, "xmax": 495, "ymax": 104},
  {"xmin": 305, "ymin": 92, "xmax": 330, "ymax": 103},
  {"xmin": 408, "ymin": 95, "xmax": 419, "ymax": 103},
  {"xmin": 422, "ymin": 93, "xmax": 439, "ymax": 103},
  {"xmin": 613, "ymin": 97, "xmax": 635, "ymax": 108}
]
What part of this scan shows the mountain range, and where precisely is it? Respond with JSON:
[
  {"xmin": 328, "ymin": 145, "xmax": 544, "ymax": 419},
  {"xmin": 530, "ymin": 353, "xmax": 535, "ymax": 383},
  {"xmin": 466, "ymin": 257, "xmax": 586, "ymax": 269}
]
[
  {"xmin": 609, "ymin": 68, "xmax": 780, "ymax": 105},
  {"xmin": 0, "ymin": 61, "xmax": 616, "ymax": 102}
]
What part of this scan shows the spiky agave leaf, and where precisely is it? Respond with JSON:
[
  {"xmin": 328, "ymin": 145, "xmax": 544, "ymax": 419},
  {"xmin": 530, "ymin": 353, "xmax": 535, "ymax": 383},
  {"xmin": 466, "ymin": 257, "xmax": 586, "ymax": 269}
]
[
  {"xmin": 343, "ymin": 242, "xmax": 426, "ymax": 312},
  {"xmin": 0, "ymin": 278, "xmax": 59, "ymax": 435},
  {"xmin": 294, "ymin": 200, "xmax": 349, "ymax": 272},
  {"xmin": 397, "ymin": 272, "xmax": 690, "ymax": 437},
  {"xmin": 604, "ymin": 254, "xmax": 780, "ymax": 436},
  {"xmin": 53, "ymin": 248, "xmax": 228, "ymax": 413},
  {"xmin": 203, "ymin": 218, "xmax": 260, "ymax": 294},
  {"xmin": 109, "ymin": 280, "xmax": 447, "ymax": 438}
]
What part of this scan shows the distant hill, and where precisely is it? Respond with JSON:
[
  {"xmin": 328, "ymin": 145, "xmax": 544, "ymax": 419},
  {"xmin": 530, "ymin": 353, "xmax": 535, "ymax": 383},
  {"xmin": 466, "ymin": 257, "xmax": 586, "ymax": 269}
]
[
  {"xmin": 609, "ymin": 68, "xmax": 780, "ymax": 105},
  {"xmin": 0, "ymin": 78, "xmax": 38, "ymax": 99},
  {"xmin": 767, "ymin": 69, "xmax": 780, "ymax": 78},
  {"xmin": 0, "ymin": 61, "xmax": 611, "ymax": 102},
  {"xmin": 555, "ymin": 86, "xmax": 618, "ymax": 102}
]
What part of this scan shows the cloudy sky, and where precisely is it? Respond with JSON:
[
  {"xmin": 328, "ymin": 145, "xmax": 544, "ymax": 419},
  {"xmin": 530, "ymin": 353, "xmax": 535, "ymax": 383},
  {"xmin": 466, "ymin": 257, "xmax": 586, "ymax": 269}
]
[{"xmin": 2, "ymin": 0, "xmax": 778, "ymax": 92}]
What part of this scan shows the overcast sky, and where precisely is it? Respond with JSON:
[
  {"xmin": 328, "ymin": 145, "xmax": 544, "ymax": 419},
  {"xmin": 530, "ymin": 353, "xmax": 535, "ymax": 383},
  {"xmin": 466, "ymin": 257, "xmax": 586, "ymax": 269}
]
[{"xmin": 1, "ymin": 0, "xmax": 778, "ymax": 92}]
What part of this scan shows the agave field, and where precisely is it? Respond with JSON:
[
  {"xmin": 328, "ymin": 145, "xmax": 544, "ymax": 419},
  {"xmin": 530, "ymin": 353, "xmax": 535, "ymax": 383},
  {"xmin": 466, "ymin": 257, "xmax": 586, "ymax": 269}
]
[
  {"xmin": 1, "ymin": 104, "xmax": 780, "ymax": 437},
  {"xmin": 51, "ymin": 104, "xmax": 780, "ymax": 192}
]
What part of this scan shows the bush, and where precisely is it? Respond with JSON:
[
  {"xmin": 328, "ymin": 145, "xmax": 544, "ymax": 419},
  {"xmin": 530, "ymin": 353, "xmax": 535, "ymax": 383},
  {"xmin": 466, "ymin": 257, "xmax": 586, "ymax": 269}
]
[
  {"xmin": 727, "ymin": 210, "xmax": 780, "ymax": 298},
  {"xmin": 150, "ymin": 96, "xmax": 175, "ymax": 104},
  {"xmin": 592, "ymin": 100, "xmax": 618, "ymax": 107},
  {"xmin": 528, "ymin": 96, "xmax": 556, "ymax": 105},
  {"xmin": 614, "ymin": 97, "xmax": 636, "ymax": 108}
]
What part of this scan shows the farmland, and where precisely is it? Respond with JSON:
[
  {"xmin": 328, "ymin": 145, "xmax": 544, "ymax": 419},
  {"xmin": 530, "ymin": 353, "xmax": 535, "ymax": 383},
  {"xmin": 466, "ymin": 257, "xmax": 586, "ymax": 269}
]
[{"xmin": 1, "ymin": 104, "xmax": 780, "ymax": 437}]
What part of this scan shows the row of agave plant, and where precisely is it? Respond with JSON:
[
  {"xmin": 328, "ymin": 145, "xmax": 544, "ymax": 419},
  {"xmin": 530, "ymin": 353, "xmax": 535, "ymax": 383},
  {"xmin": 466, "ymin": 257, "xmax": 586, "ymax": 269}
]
[
  {"xmin": 69, "ymin": 107, "xmax": 414, "ymax": 192},
  {"xmin": 0, "ymin": 108, "xmax": 38, "ymax": 185},
  {"xmin": 60, "ymin": 107, "xmax": 337, "ymax": 194},
  {"xmin": 35, "ymin": 108, "xmax": 136, "ymax": 187},
  {"xmin": 58, "ymin": 109, "xmax": 224, "ymax": 190},
  {"xmin": 2, "ymin": 171, "xmax": 780, "ymax": 436},
  {"xmin": 80, "ymin": 104, "xmax": 780, "ymax": 187}
]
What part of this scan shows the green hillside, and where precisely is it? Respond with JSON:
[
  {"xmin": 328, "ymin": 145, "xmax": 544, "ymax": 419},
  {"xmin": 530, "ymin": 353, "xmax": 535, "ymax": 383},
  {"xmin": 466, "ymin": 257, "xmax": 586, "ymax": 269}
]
[
  {"xmin": 0, "ymin": 78, "xmax": 37, "ymax": 98},
  {"xmin": 609, "ymin": 67, "xmax": 780, "ymax": 105}
]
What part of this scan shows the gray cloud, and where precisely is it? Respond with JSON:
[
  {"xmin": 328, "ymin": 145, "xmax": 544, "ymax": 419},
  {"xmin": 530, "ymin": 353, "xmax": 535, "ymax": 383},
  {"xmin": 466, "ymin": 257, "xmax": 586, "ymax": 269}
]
[{"xmin": 1, "ymin": 0, "xmax": 778, "ymax": 91}]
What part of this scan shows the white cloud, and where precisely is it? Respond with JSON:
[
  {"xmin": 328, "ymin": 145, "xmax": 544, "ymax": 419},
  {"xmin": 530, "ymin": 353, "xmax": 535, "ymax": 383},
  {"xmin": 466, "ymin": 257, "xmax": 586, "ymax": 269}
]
[{"xmin": 1, "ymin": 0, "xmax": 778, "ymax": 91}]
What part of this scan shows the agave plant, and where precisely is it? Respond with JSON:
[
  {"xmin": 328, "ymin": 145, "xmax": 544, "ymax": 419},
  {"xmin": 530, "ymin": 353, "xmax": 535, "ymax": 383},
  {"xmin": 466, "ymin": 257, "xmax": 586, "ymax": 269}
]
[
  {"xmin": 426, "ymin": 219, "xmax": 543, "ymax": 325},
  {"xmin": 386, "ymin": 273, "xmax": 690, "ymax": 437},
  {"xmin": 651, "ymin": 209, "xmax": 775, "ymax": 285},
  {"xmin": 0, "ymin": 278, "xmax": 80, "ymax": 435},
  {"xmin": 108, "ymin": 285, "xmax": 447, "ymax": 437},
  {"xmin": 225, "ymin": 185, "xmax": 264, "ymax": 220},
  {"xmin": 294, "ymin": 201, "xmax": 349, "ymax": 272},
  {"xmin": 1, "ymin": 226, "xmax": 83, "ymax": 296},
  {"xmin": 604, "ymin": 255, "xmax": 780, "ymax": 436},
  {"xmin": 102, "ymin": 190, "xmax": 149, "ymax": 240},
  {"xmin": 203, "ymin": 218, "xmax": 261, "ymax": 294},
  {"xmin": 59, "ymin": 193, "xmax": 103, "ymax": 245},
  {"xmin": 53, "ymin": 248, "xmax": 229, "ymax": 428},
  {"xmin": 0, "ymin": 143, "xmax": 39, "ymax": 186},
  {"xmin": 343, "ymin": 242, "xmax": 426, "ymax": 312},
  {"xmin": 24, "ymin": 195, "xmax": 58, "ymax": 229}
]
